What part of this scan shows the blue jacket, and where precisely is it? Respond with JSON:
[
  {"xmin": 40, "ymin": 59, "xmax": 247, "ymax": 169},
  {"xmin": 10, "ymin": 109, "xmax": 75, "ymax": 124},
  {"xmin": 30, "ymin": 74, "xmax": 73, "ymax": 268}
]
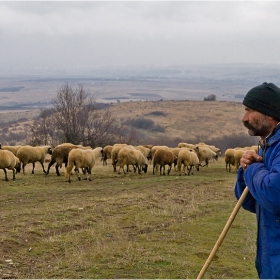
[{"xmin": 235, "ymin": 126, "xmax": 280, "ymax": 279}]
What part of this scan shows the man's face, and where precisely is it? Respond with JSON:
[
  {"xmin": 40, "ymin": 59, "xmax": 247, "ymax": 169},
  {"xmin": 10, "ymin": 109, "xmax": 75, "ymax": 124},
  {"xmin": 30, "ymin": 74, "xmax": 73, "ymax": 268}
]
[{"xmin": 242, "ymin": 106, "xmax": 272, "ymax": 137}]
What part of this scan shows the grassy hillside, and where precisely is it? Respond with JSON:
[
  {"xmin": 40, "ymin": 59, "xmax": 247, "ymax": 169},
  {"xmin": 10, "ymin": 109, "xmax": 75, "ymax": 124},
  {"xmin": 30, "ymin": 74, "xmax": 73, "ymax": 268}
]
[
  {"xmin": 0, "ymin": 159, "xmax": 257, "ymax": 279},
  {"xmin": 107, "ymin": 100, "xmax": 247, "ymax": 142},
  {"xmin": 0, "ymin": 100, "xmax": 250, "ymax": 150}
]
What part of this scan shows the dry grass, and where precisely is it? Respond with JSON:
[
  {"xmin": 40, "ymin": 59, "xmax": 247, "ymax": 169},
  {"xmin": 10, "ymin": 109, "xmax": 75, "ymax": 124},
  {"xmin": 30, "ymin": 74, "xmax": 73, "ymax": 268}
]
[
  {"xmin": 108, "ymin": 100, "xmax": 246, "ymax": 141},
  {"xmin": 0, "ymin": 158, "xmax": 258, "ymax": 279}
]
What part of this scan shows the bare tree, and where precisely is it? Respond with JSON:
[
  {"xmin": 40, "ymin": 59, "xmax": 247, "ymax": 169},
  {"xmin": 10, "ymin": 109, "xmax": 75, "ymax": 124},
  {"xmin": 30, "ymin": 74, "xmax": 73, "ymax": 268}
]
[
  {"xmin": 29, "ymin": 109, "xmax": 54, "ymax": 146},
  {"xmin": 29, "ymin": 83, "xmax": 142, "ymax": 147},
  {"xmin": 51, "ymin": 83, "xmax": 95, "ymax": 145}
]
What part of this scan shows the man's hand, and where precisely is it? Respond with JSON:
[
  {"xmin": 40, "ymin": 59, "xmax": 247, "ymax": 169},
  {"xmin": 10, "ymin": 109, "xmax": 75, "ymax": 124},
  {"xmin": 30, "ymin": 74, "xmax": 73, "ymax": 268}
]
[{"xmin": 241, "ymin": 150, "xmax": 262, "ymax": 170}]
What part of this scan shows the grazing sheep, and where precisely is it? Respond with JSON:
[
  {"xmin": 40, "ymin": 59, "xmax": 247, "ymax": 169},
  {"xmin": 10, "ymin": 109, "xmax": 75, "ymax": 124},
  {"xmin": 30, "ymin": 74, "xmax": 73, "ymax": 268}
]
[
  {"xmin": 195, "ymin": 142, "xmax": 221, "ymax": 158},
  {"xmin": 102, "ymin": 145, "xmax": 113, "ymax": 165},
  {"xmin": 46, "ymin": 144, "xmax": 92, "ymax": 176},
  {"xmin": 233, "ymin": 149, "xmax": 245, "ymax": 172},
  {"xmin": 169, "ymin": 147, "xmax": 192, "ymax": 158},
  {"xmin": 0, "ymin": 145, "xmax": 22, "ymax": 156},
  {"xmin": 17, "ymin": 145, "xmax": 52, "ymax": 175},
  {"xmin": 225, "ymin": 148, "xmax": 236, "ymax": 172},
  {"xmin": 194, "ymin": 146, "xmax": 218, "ymax": 167},
  {"xmin": 177, "ymin": 142, "xmax": 195, "ymax": 149},
  {"xmin": 0, "ymin": 149, "xmax": 21, "ymax": 181},
  {"xmin": 117, "ymin": 146, "xmax": 148, "ymax": 174},
  {"xmin": 65, "ymin": 147, "xmax": 103, "ymax": 183},
  {"xmin": 177, "ymin": 149, "xmax": 200, "ymax": 176},
  {"xmin": 150, "ymin": 145, "xmax": 170, "ymax": 160},
  {"xmin": 153, "ymin": 149, "xmax": 178, "ymax": 175},
  {"xmin": 135, "ymin": 145, "xmax": 152, "ymax": 161},
  {"xmin": 111, "ymin": 144, "xmax": 128, "ymax": 172}
]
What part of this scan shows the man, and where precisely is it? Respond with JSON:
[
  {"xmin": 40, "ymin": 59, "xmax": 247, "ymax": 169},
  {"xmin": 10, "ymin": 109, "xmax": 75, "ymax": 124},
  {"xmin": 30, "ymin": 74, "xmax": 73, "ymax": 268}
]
[{"xmin": 235, "ymin": 82, "xmax": 280, "ymax": 279}]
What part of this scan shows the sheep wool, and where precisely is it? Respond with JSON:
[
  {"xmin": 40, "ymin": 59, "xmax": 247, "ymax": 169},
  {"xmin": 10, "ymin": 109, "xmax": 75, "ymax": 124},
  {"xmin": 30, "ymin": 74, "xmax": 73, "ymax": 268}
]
[{"xmin": 0, "ymin": 149, "xmax": 21, "ymax": 181}]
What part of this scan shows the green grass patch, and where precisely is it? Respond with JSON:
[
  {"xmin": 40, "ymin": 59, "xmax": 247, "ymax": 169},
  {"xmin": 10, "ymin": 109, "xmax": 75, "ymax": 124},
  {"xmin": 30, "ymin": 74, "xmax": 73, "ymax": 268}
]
[{"xmin": 0, "ymin": 160, "xmax": 258, "ymax": 278}]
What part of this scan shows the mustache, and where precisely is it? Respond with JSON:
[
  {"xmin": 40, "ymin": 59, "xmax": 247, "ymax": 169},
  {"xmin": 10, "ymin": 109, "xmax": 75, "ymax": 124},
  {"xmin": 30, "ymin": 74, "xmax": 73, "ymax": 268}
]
[{"xmin": 243, "ymin": 121, "xmax": 254, "ymax": 130}]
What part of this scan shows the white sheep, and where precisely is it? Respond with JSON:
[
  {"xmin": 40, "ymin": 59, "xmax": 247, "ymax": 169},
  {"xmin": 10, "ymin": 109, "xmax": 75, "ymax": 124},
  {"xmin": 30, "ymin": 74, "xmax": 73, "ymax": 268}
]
[
  {"xmin": 111, "ymin": 144, "xmax": 128, "ymax": 172},
  {"xmin": 177, "ymin": 142, "xmax": 195, "ymax": 149},
  {"xmin": 0, "ymin": 149, "xmax": 21, "ymax": 181},
  {"xmin": 225, "ymin": 148, "xmax": 236, "ymax": 172},
  {"xmin": 177, "ymin": 149, "xmax": 200, "ymax": 176},
  {"xmin": 65, "ymin": 147, "xmax": 103, "ymax": 183},
  {"xmin": 135, "ymin": 145, "xmax": 152, "ymax": 161},
  {"xmin": 117, "ymin": 146, "xmax": 148, "ymax": 174},
  {"xmin": 194, "ymin": 145, "xmax": 218, "ymax": 167},
  {"xmin": 17, "ymin": 145, "xmax": 52, "ymax": 175},
  {"xmin": 0, "ymin": 145, "xmax": 22, "ymax": 156}
]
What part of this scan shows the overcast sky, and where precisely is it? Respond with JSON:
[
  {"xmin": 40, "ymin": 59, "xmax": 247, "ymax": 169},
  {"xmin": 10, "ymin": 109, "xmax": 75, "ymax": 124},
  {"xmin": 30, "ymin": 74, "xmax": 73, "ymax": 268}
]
[{"xmin": 1, "ymin": 1, "xmax": 280, "ymax": 75}]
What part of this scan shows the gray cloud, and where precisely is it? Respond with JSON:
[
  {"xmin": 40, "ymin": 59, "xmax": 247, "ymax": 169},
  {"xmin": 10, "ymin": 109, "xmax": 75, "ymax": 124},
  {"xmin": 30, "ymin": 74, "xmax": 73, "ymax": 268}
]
[{"xmin": 1, "ymin": 1, "xmax": 280, "ymax": 74}]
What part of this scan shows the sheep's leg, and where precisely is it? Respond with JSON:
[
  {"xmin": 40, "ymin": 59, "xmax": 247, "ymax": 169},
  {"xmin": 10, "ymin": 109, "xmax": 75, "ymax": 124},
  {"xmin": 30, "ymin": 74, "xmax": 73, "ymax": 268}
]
[
  {"xmin": 55, "ymin": 164, "xmax": 61, "ymax": 176},
  {"xmin": 12, "ymin": 168, "xmax": 16, "ymax": 181},
  {"xmin": 153, "ymin": 164, "xmax": 156, "ymax": 175},
  {"xmin": 187, "ymin": 166, "xmax": 192, "ymax": 176},
  {"xmin": 46, "ymin": 159, "xmax": 56, "ymax": 175},
  {"xmin": 160, "ymin": 165, "xmax": 165, "ymax": 175},
  {"xmin": 202, "ymin": 159, "xmax": 209, "ymax": 167},
  {"xmin": 74, "ymin": 167, "xmax": 81, "ymax": 180},
  {"xmin": 22, "ymin": 163, "xmax": 26, "ymax": 175},
  {"xmin": 118, "ymin": 165, "xmax": 123, "ymax": 174},
  {"xmin": 3, "ymin": 168, "xmax": 8, "ymax": 181},
  {"xmin": 39, "ymin": 161, "xmax": 47, "ymax": 174},
  {"xmin": 133, "ymin": 165, "xmax": 137, "ymax": 173},
  {"xmin": 167, "ymin": 164, "xmax": 172, "ymax": 175},
  {"xmin": 112, "ymin": 160, "xmax": 118, "ymax": 172},
  {"xmin": 87, "ymin": 169, "xmax": 92, "ymax": 181},
  {"xmin": 182, "ymin": 165, "xmax": 186, "ymax": 176},
  {"xmin": 31, "ymin": 163, "xmax": 36, "ymax": 174},
  {"xmin": 103, "ymin": 154, "xmax": 107, "ymax": 166}
]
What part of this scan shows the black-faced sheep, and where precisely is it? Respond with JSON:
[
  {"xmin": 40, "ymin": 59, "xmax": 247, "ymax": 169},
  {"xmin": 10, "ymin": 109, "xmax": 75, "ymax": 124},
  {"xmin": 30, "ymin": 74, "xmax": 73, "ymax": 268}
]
[
  {"xmin": 153, "ymin": 149, "xmax": 178, "ymax": 175},
  {"xmin": 46, "ymin": 144, "xmax": 92, "ymax": 176},
  {"xmin": 117, "ymin": 146, "xmax": 148, "ymax": 174},
  {"xmin": 194, "ymin": 146, "xmax": 218, "ymax": 167},
  {"xmin": 65, "ymin": 147, "xmax": 103, "ymax": 183},
  {"xmin": 102, "ymin": 145, "xmax": 113, "ymax": 165},
  {"xmin": 0, "ymin": 149, "xmax": 21, "ymax": 181},
  {"xmin": 17, "ymin": 145, "xmax": 52, "ymax": 175},
  {"xmin": 177, "ymin": 149, "xmax": 200, "ymax": 176}
]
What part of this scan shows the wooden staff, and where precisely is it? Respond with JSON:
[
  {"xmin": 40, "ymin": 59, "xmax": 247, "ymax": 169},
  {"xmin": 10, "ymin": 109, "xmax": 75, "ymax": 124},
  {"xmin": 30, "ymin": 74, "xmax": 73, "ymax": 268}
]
[{"xmin": 197, "ymin": 186, "xmax": 250, "ymax": 279}]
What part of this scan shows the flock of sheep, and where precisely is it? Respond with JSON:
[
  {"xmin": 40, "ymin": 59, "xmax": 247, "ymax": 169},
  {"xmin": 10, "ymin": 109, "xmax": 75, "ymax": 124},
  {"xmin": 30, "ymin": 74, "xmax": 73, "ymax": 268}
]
[
  {"xmin": 224, "ymin": 145, "xmax": 258, "ymax": 172},
  {"xmin": 0, "ymin": 141, "xmax": 224, "ymax": 183}
]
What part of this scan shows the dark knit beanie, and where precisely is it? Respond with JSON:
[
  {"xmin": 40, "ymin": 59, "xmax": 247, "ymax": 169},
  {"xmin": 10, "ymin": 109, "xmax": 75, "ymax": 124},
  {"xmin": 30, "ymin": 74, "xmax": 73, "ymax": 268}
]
[{"xmin": 243, "ymin": 82, "xmax": 280, "ymax": 121}]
